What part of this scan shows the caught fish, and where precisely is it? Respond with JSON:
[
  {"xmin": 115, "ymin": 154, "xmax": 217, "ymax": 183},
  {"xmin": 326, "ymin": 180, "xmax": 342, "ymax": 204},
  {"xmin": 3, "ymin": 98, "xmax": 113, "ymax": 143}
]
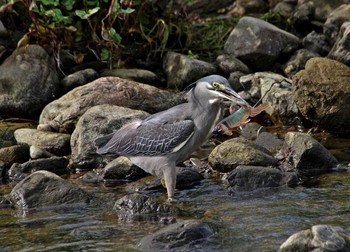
[{"xmin": 217, "ymin": 102, "xmax": 271, "ymax": 136}]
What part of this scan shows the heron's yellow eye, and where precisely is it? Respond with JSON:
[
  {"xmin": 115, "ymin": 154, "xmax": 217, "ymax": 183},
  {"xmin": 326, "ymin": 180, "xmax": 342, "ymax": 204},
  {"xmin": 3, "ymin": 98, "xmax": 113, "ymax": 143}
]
[{"xmin": 213, "ymin": 81, "xmax": 224, "ymax": 89}]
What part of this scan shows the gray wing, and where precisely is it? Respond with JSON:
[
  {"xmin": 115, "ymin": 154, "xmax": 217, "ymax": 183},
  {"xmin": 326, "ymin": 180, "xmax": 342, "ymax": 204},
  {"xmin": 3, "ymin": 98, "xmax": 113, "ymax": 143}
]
[{"xmin": 95, "ymin": 104, "xmax": 195, "ymax": 156}]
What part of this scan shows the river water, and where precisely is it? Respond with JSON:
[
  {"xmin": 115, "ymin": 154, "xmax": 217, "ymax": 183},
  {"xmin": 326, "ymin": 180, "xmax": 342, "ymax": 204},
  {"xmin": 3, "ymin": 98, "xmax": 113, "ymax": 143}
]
[{"xmin": 1, "ymin": 169, "xmax": 350, "ymax": 251}]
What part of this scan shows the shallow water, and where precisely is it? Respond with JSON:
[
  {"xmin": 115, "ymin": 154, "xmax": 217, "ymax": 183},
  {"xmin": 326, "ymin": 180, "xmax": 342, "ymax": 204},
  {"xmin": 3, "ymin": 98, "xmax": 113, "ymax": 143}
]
[{"xmin": 1, "ymin": 170, "xmax": 350, "ymax": 251}]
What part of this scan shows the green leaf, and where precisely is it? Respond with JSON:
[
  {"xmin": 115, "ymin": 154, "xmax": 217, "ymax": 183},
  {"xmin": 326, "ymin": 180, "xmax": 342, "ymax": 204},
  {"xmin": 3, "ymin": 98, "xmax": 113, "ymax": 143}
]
[
  {"xmin": 100, "ymin": 48, "xmax": 111, "ymax": 61},
  {"xmin": 120, "ymin": 7, "xmax": 134, "ymax": 14},
  {"xmin": 40, "ymin": 0, "xmax": 59, "ymax": 6},
  {"xmin": 61, "ymin": 0, "xmax": 76, "ymax": 11},
  {"xmin": 108, "ymin": 28, "xmax": 122, "ymax": 44},
  {"xmin": 75, "ymin": 6, "xmax": 100, "ymax": 19}
]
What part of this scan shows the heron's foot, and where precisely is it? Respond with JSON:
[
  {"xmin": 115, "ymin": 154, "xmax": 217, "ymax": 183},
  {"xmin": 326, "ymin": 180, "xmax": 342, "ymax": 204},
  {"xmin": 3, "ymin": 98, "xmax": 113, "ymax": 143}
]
[{"xmin": 167, "ymin": 197, "xmax": 177, "ymax": 203}]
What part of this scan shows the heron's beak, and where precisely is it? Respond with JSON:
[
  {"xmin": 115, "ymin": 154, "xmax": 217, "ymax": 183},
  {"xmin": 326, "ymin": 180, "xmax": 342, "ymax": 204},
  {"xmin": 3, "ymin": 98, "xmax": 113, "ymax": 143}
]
[{"xmin": 219, "ymin": 88, "xmax": 249, "ymax": 106}]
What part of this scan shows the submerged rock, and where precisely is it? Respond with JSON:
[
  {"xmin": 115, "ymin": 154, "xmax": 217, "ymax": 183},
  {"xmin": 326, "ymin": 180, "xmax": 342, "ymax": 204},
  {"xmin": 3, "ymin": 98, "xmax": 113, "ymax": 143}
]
[
  {"xmin": 114, "ymin": 193, "xmax": 180, "ymax": 221},
  {"xmin": 0, "ymin": 45, "xmax": 59, "ymax": 118},
  {"xmin": 9, "ymin": 170, "xmax": 92, "ymax": 209},
  {"xmin": 8, "ymin": 156, "xmax": 69, "ymax": 182},
  {"xmin": 279, "ymin": 225, "xmax": 350, "ymax": 252},
  {"xmin": 224, "ymin": 165, "xmax": 299, "ymax": 192},
  {"xmin": 138, "ymin": 219, "xmax": 214, "ymax": 251}
]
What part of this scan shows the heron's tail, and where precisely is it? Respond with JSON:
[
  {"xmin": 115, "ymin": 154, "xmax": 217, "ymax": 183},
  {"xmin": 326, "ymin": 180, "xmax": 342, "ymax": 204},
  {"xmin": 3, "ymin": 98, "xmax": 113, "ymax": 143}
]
[{"xmin": 95, "ymin": 133, "xmax": 114, "ymax": 154}]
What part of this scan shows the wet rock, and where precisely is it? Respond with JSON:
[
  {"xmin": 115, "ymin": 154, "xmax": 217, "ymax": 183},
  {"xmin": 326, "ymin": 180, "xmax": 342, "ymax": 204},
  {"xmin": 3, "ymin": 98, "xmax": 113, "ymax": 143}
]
[
  {"xmin": 224, "ymin": 16, "xmax": 300, "ymax": 71},
  {"xmin": 255, "ymin": 131, "xmax": 284, "ymax": 155},
  {"xmin": 328, "ymin": 21, "xmax": 350, "ymax": 66},
  {"xmin": 292, "ymin": 57, "xmax": 350, "ymax": 135},
  {"xmin": 0, "ymin": 144, "xmax": 29, "ymax": 169},
  {"xmin": 99, "ymin": 156, "xmax": 148, "ymax": 182},
  {"xmin": 0, "ymin": 45, "xmax": 59, "ymax": 118},
  {"xmin": 0, "ymin": 120, "xmax": 36, "ymax": 148},
  {"xmin": 138, "ymin": 219, "xmax": 214, "ymax": 251},
  {"xmin": 239, "ymin": 122, "xmax": 266, "ymax": 140},
  {"xmin": 114, "ymin": 193, "xmax": 180, "ymax": 221},
  {"xmin": 14, "ymin": 128, "xmax": 71, "ymax": 156},
  {"xmin": 284, "ymin": 132, "xmax": 339, "ymax": 174},
  {"xmin": 162, "ymin": 52, "xmax": 216, "ymax": 90},
  {"xmin": 61, "ymin": 68, "xmax": 98, "ymax": 92},
  {"xmin": 208, "ymin": 138, "xmax": 278, "ymax": 173},
  {"xmin": 230, "ymin": 0, "xmax": 268, "ymax": 16},
  {"xmin": 224, "ymin": 165, "xmax": 299, "ymax": 192},
  {"xmin": 290, "ymin": 1, "xmax": 315, "ymax": 35},
  {"xmin": 70, "ymin": 105, "xmax": 149, "ymax": 170},
  {"xmin": 324, "ymin": 4, "xmax": 350, "ymax": 44},
  {"xmin": 29, "ymin": 145, "xmax": 55, "ymax": 159},
  {"xmin": 39, "ymin": 76, "xmax": 184, "ymax": 133},
  {"xmin": 215, "ymin": 54, "xmax": 251, "ymax": 75},
  {"xmin": 282, "ymin": 49, "xmax": 319, "ymax": 78},
  {"xmin": 228, "ymin": 71, "xmax": 247, "ymax": 92},
  {"xmin": 240, "ymin": 72, "xmax": 299, "ymax": 125},
  {"xmin": 303, "ymin": 31, "xmax": 331, "ymax": 56},
  {"xmin": 80, "ymin": 171, "xmax": 104, "ymax": 184},
  {"xmin": 279, "ymin": 225, "xmax": 350, "ymax": 252},
  {"xmin": 8, "ymin": 156, "xmax": 69, "ymax": 182},
  {"xmin": 100, "ymin": 68, "xmax": 161, "ymax": 85},
  {"xmin": 9, "ymin": 170, "xmax": 92, "ymax": 209}
]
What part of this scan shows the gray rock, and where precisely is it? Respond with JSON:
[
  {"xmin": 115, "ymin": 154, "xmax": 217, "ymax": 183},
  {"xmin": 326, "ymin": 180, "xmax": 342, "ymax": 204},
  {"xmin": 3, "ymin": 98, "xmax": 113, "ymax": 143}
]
[
  {"xmin": 0, "ymin": 45, "xmax": 59, "ymax": 118},
  {"xmin": 39, "ymin": 76, "xmax": 183, "ymax": 133},
  {"xmin": 328, "ymin": 21, "xmax": 350, "ymax": 66},
  {"xmin": 99, "ymin": 156, "xmax": 148, "ymax": 182},
  {"xmin": 8, "ymin": 156, "xmax": 69, "ymax": 182},
  {"xmin": 70, "ymin": 105, "xmax": 149, "ymax": 170},
  {"xmin": 290, "ymin": 1, "xmax": 315, "ymax": 35},
  {"xmin": 29, "ymin": 145, "xmax": 55, "ymax": 159},
  {"xmin": 100, "ymin": 68, "xmax": 161, "ymax": 85},
  {"xmin": 0, "ymin": 145, "xmax": 29, "ymax": 169},
  {"xmin": 61, "ymin": 68, "xmax": 98, "ymax": 92},
  {"xmin": 303, "ymin": 31, "xmax": 331, "ymax": 56},
  {"xmin": 324, "ymin": 4, "xmax": 350, "ymax": 44},
  {"xmin": 224, "ymin": 165, "xmax": 299, "ymax": 192},
  {"xmin": 9, "ymin": 170, "xmax": 92, "ymax": 209},
  {"xmin": 162, "ymin": 52, "xmax": 216, "ymax": 90},
  {"xmin": 208, "ymin": 138, "xmax": 278, "ymax": 173},
  {"xmin": 255, "ymin": 131, "xmax": 284, "ymax": 155},
  {"xmin": 229, "ymin": 0, "xmax": 268, "ymax": 16},
  {"xmin": 272, "ymin": 2, "xmax": 295, "ymax": 18},
  {"xmin": 228, "ymin": 71, "xmax": 247, "ymax": 92},
  {"xmin": 114, "ymin": 193, "xmax": 180, "ymax": 221},
  {"xmin": 0, "ymin": 120, "xmax": 36, "ymax": 148},
  {"xmin": 14, "ymin": 128, "xmax": 71, "ymax": 156},
  {"xmin": 240, "ymin": 72, "xmax": 300, "ymax": 125},
  {"xmin": 279, "ymin": 225, "xmax": 350, "ymax": 252},
  {"xmin": 216, "ymin": 54, "xmax": 251, "ymax": 75},
  {"xmin": 283, "ymin": 49, "xmax": 319, "ymax": 78},
  {"xmin": 284, "ymin": 132, "xmax": 339, "ymax": 173},
  {"xmin": 292, "ymin": 57, "xmax": 350, "ymax": 135},
  {"xmin": 224, "ymin": 16, "xmax": 300, "ymax": 71},
  {"xmin": 138, "ymin": 219, "xmax": 214, "ymax": 251}
]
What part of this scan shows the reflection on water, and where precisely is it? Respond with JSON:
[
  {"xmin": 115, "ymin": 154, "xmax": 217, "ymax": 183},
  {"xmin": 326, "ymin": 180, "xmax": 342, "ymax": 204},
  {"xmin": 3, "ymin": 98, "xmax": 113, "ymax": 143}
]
[{"xmin": 1, "ymin": 171, "xmax": 350, "ymax": 251}]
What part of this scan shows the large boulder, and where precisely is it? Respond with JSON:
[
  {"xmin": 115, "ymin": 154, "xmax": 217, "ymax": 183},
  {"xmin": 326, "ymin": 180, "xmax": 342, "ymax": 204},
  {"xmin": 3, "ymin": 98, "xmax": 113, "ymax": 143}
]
[
  {"xmin": 208, "ymin": 138, "xmax": 278, "ymax": 173},
  {"xmin": 292, "ymin": 57, "xmax": 350, "ymax": 135},
  {"xmin": 224, "ymin": 16, "xmax": 300, "ymax": 71},
  {"xmin": 9, "ymin": 170, "xmax": 92, "ymax": 209},
  {"xmin": 138, "ymin": 219, "xmax": 214, "ymax": 251},
  {"xmin": 39, "ymin": 77, "xmax": 183, "ymax": 133},
  {"xmin": 279, "ymin": 225, "xmax": 350, "ymax": 252},
  {"xmin": 70, "ymin": 105, "xmax": 149, "ymax": 170},
  {"xmin": 0, "ymin": 45, "xmax": 59, "ymax": 118}
]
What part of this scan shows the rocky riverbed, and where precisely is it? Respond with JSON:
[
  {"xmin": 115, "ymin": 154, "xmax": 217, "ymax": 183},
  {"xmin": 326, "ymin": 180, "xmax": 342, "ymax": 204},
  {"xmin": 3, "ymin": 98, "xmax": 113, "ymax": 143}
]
[{"xmin": 1, "ymin": 1, "xmax": 350, "ymax": 251}]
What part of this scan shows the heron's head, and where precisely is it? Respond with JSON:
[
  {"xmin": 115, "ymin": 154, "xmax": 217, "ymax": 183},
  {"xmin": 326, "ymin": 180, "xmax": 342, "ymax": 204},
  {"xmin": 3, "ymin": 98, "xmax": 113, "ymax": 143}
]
[{"xmin": 191, "ymin": 75, "xmax": 248, "ymax": 106}]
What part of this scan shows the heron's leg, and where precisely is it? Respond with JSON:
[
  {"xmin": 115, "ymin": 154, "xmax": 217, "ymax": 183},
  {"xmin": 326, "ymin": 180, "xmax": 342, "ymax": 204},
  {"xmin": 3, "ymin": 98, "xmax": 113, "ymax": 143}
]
[{"xmin": 163, "ymin": 166, "xmax": 176, "ymax": 200}]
